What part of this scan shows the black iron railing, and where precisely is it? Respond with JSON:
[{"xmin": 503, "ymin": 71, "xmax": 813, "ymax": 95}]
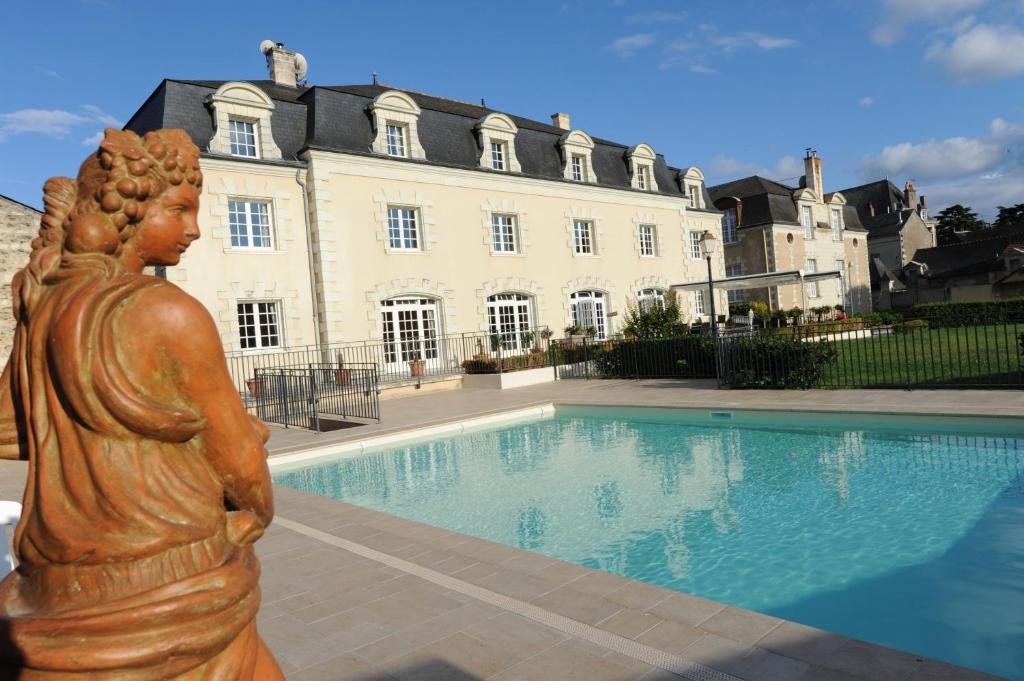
[{"xmin": 253, "ymin": 363, "xmax": 380, "ymax": 431}]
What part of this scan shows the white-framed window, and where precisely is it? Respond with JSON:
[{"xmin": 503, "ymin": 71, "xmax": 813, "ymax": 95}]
[
  {"xmin": 574, "ymin": 219, "xmax": 594, "ymax": 255},
  {"xmin": 638, "ymin": 224, "xmax": 657, "ymax": 257},
  {"xmin": 806, "ymin": 258, "xmax": 819, "ymax": 297},
  {"xmin": 487, "ymin": 293, "xmax": 533, "ymax": 353},
  {"xmin": 491, "ymin": 214, "xmax": 517, "ymax": 254},
  {"xmin": 637, "ymin": 166, "xmax": 649, "ymax": 191},
  {"xmin": 835, "ymin": 258, "xmax": 846, "ymax": 300},
  {"xmin": 726, "ymin": 263, "xmax": 744, "ymax": 303},
  {"xmin": 570, "ymin": 290, "xmax": 608, "ymax": 339},
  {"xmin": 385, "ymin": 123, "xmax": 407, "ymax": 157},
  {"xmin": 637, "ymin": 287, "xmax": 665, "ymax": 311},
  {"xmin": 380, "ymin": 296, "xmax": 440, "ymax": 364},
  {"xmin": 687, "ymin": 185, "xmax": 699, "ymax": 209},
  {"xmin": 237, "ymin": 301, "xmax": 280, "ymax": 350},
  {"xmin": 387, "ymin": 207, "xmax": 420, "ymax": 251},
  {"xmin": 830, "ymin": 208, "xmax": 843, "ymax": 241},
  {"xmin": 571, "ymin": 155, "xmax": 586, "ymax": 182},
  {"xmin": 802, "ymin": 205, "xmax": 814, "ymax": 239},
  {"xmin": 722, "ymin": 207, "xmax": 738, "ymax": 244},
  {"xmin": 228, "ymin": 199, "xmax": 273, "ymax": 249},
  {"xmin": 689, "ymin": 231, "xmax": 703, "ymax": 260},
  {"xmin": 694, "ymin": 289, "xmax": 706, "ymax": 316},
  {"xmin": 228, "ymin": 119, "xmax": 258, "ymax": 158},
  {"xmin": 490, "ymin": 141, "xmax": 506, "ymax": 171}
]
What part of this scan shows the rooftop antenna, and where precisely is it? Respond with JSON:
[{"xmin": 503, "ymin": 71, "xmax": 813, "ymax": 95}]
[
  {"xmin": 480, "ymin": 97, "xmax": 486, "ymax": 107},
  {"xmin": 372, "ymin": 71, "xmax": 378, "ymax": 85}
]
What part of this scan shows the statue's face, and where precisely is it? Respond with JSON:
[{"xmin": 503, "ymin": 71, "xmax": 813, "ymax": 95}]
[{"xmin": 133, "ymin": 184, "xmax": 200, "ymax": 266}]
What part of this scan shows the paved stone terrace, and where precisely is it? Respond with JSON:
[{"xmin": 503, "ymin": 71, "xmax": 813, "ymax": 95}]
[{"xmin": 1, "ymin": 380, "xmax": 1019, "ymax": 680}]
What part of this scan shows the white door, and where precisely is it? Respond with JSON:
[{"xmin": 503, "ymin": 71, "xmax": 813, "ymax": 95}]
[{"xmin": 380, "ymin": 297, "xmax": 440, "ymax": 368}]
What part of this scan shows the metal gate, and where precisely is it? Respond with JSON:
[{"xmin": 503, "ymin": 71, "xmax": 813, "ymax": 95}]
[{"xmin": 253, "ymin": 363, "xmax": 381, "ymax": 431}]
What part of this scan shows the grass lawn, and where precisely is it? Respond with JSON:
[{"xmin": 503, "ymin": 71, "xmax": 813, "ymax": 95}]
[{"xmin": 819, "ymin": 323, "xmax": 1024, "ymax": 387}]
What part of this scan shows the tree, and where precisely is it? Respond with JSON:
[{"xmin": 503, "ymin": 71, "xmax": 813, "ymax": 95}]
[
  {"xmin": 624, "ymin": 290, "xmax": 687, "ymax": 339},
  {"xmin": 994, "ymin": 204, "xmax": 1024, "ymax": 230},
  {"xmin": 935, "ymin": 204, "xmax": 987, "ymax": 245}
]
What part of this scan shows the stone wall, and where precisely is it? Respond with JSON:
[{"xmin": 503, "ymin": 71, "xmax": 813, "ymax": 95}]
[{"xmin": 0, "ymin": 196, "xmax": 40, "ymax": 361}]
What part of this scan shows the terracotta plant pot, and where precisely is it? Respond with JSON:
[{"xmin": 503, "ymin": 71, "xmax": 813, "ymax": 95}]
[
  {"xmin": 335, "ymin": 368, "xmax": 353, "ymax": 386},
  {"xmin": 245, "ymin": 378, "xmax": 264, "ymax": 397},
  {"xmin": 408, "ymin": 359, "xmax": 426, "ymax": 377}
]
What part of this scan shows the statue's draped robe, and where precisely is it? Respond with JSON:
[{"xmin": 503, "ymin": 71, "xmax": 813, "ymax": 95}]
[{"xmin": 0, "ymin": 254, "xmax": 270, "ymax": 679}]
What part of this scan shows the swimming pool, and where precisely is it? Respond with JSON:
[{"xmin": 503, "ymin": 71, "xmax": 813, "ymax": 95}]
[{"xmin": 273, "ymin": 405, "xmax": 1024, "ymax": 678}]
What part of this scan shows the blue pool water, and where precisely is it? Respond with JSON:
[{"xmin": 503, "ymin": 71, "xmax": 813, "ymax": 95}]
[{"xmin": 274, "ymin": 407, "xmax": 1024, "ymax": 678}]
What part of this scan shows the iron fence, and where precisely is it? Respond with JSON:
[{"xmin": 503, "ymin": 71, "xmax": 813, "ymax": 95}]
[
  {"xmin": 253, "ymin": 363, "xmax": 380, "ymax": 431},
  {"xmin": 227, "ymin": 328, "xmax": 553, "ymax": 398}
]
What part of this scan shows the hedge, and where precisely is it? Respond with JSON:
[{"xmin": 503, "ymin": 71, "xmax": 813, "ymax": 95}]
[
  {"xmin": 591, "ymin": 336, "xmax": 717, "ymax": 379},
  {"xmin": 904, "ymin": 298, "xmax": 1024, "ymax": 327},
  {"xmin": 719, "ymin": 335, "xmax": 838, "ymax": 389},
  {"xmin": 461, "ymin": 351, "xmax": 549, "ymax": 374}
]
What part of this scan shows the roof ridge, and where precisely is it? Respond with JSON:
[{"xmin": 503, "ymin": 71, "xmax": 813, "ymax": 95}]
[
  {"xmin": 0, "ymin": 193, "xmax": 42, "ymax": 213},
  {"xmin": 921, "ymin": 229, "xmax": 1024, "ymax": 252}
]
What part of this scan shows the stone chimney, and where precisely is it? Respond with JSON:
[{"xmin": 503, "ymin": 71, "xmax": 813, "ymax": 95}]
[
  {"xmin": 551, "ymin": 112, "xmax": 571, "ymax": 130},
  {"xmin": 803, "ymin": 149, "xmax": 823, "ymax": 199},
  {"xmin": 262, "ymin": 41, "xmax": 307, "ymax": 88},
  {"xmin": 904, "ymin": 180, "xmax": 918, "ymax": 209}
]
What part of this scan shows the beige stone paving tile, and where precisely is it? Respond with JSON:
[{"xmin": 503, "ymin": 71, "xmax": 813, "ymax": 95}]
[
  {"xmin": 350, "ymin": 634, "xmax": 428, "ymax": 667},
  {"xmin": 464, "ymin": 612, "xmax": 567, "ymax": 658},
  {"xmin": 821, "ymin": 639, "xmax": 922, "ymax": 681},
  {"xmin": 356, "ymin": 530, "xmax": 419, "ymax": 554},
  {"xmin": 345, "ymin": 585, "xmax": 466, "ymax": 631},
  {"xmin": 757, "ymin": 621, "xmax": 851, "ymax": 666},
  {"xmin": 906, "ymin": 659, "xmax": 1005, "ymax": 681},
  {"xmin": 255, "ymin": 600, "xmax": 286, "ymax": 624},
  {"xmin": 450, "ymin": 537, "xmax": 523, "ymax": 565},
  {"xmin": 529, "ymin": 558, "xmax": 592, "ymax": 583},
  {"xmin": 259, "ymin": 612, "xmax": 328, "ymax": 653},
  {"xmin": 393, "ymin": 603, "xmax": 502, "ymax": 649},
  {"xmin": 736, "ymin": 647, "xmax": 811, "ymax": 681},
  {"xmin": 402, "ymin": 547, "xmax": 460, "ymax": 568},
  {"xmin": 280, "ymin": 622, "xmax": 394, "ymax": 672},
  {"xmin": 500, "ymin": 551, "xmax": 558, "ymax": 575},
  {"xmin": 596, "ymin": 607, "xmax": 664, "ymax": 639},
  {"xmin": 474, "ymin": 568, "xmax": 565, "ymax": 601},
  {"xmin": 300, "ymin": 564, "xmax": 405, "ymax": 600},
  {"xmin": 605, "ymin": 581, "xmax": 675, "ymax": 611},
  {"xmin": 796, "ymin": 666, "xmax": 876, "ymax": 681},
  {"xmin": 326, "ymin": 522, "xmax": 386, "ymax": 543},
  {"xmin": 287, "ymin": 585, "xmax": 392, "ymax": 625},
  {"xmin": 489, "ymin": 638, "xmax": 649, "ymax": 681},
  {"xmin": 698, "ymin": 606, "xmax": 783, "ymax": 646},
  {"xmin": 450, "ymin": 560, "xmax": 501, "ymax": 582},
  {"xmin": 428, "ymin": 553, "xmax": 479, "ymax": 575},
  {"xmin": 258, "ymin": 575, "xmax": 312, "ymax": 605},
  {"xmin": 529, "ymin": 585, "xmax": 624, "ymax": 625},
  {"xmin": 565, "ymin": 569, "xmax": 633, "ymax": 597},
  {"xmin": 678, "ymin": 632, "xmax": 758, "ymax": 678},
  {"xmin": 384, "ymin": 631, "xmax": 526, "ymax": 681},
  {"xmin": 287, "ymin": 654, "xmax": 400, "ymax": 681},
  {"xmin": 645, "ymin": 592, "xmax": 726, "ymax": 628},
  {"xmin": 634, "ymin": 619, "xmax": 705, "ymax": 654},
  {"xmin": 636, "ymin": 670, "xmax": 690, "ymax": 681}
]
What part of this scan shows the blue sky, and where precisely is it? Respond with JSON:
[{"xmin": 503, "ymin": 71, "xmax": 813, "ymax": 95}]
[{"xmin": 2, "ymin": 0, "xmax": 1023, "ymax": 219}]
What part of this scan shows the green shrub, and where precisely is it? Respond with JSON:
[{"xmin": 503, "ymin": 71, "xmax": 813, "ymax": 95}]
[
  {"xmin": 624, "ymin": 290, "xmax": 688, "ymax": 339},
  {"xmin": 461, "ymin": 351, "xmax": 550, "ymax": 374},
  {"xmin": 894, "ymin": 319, "xmax": 929, "ymax": 334},
  {"xmin": 729, "ymin": 302, "xmax": 752, "ymax": 316},
  {"xmin": 591, "ymin": 336, "xmax": 716, "ymax": 379},
  {"xmin": 854, "ymin": 311, "xmax": 903, "ymax": 326},
  {"xmin": 721, "ymin": 336, "xmax": 837, "ymax": 389},
  {"xmin": 904, "ymin": 298, "xmax": 1024, "ymax": 327}
]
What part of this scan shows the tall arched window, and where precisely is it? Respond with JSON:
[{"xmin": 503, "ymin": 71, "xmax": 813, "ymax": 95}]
[
  {"xmin": 487, "ymin": 293, "xmax": 534, "ymax": 353},
  {"xmin": 636, "ymin": 287, "xmax": 665, "ymax": 311},
  {"xmin": 570, "ymin": 290, "xmax": 608, "ymax": 339},
  {"xmin": 380, "ymin": 296, "xmax": 440, "ymax": 365}
]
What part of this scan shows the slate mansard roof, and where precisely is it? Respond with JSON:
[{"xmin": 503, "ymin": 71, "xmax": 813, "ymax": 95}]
[
  {"xmin": 707, "ymin": 175, "xmax": 866, "ymax": 232},
  {"xmin": 124, "ymin": 79, "xmax": 715, "ymax": 208},
  {"xmin": 909, "ymin": 227, "xmax": 1024, "ymax": 280},
  {"xmin": 837, "ymin": 179, "xmax": 914, "ymax": 236}
]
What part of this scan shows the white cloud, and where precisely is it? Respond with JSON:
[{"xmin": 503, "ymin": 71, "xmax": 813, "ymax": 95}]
[
  {"xmin": 711, "ymin": 32, "xmax": 798, "ymax": 53},
  {"xmin": 607, "ymin": 33, "xmax": 656, "ymax": 56},
  {"xmin": 81, "ymin": 131, "xmax": 104, "ymax": 146},
  {"xmin": 82, "ymin": 105, "xmax": 120, "ymax": 127},
  {"xmin": 0, "ymin": 109, "xmax": 88, "ymax": 141},
  {"xmin": 864, "ymin": 137, "xmax": 1002, "ymax": 180},
  {"xmin": 872, "ymin": 0, "xmax": 988, "ymax": 45},
  {"xmin": 628, "ymin": 10, "xmax": 687, "ymax": 23},
  {"xmin": 926, "ymin": 23, "xmax": 1024, "ymax": 83},
  {"xmin": 709, "ymin": 154, "xmax": 803, "ymax": 182},
  {"xmin": 859, "ymin": 96, "xmax": 876, "ymax": 107},
  {"xmin": 689, "ymin": 64, "xmax": 717, "ymax": 74}
]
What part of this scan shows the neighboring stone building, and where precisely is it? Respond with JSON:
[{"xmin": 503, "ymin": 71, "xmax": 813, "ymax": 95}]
[
  {"xmin": 708, "ymin": 153, "xmax": 872, "ymax": 313},
  {"xmin": 837, "ymin": 179, "xmax": 936, "ymax": 310},
  {"xmin": 123, "ymin": 42, "xmax": 726, "ymax": 366},
  {"xmin": 0, "ymin": 195, "xmax": 39, "ymax": 359}
]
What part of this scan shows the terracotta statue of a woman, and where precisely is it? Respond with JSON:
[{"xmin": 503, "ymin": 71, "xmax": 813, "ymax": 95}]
[{"xmin": 0, "ymin": 128, "xmax": 284, "ymax": 679}]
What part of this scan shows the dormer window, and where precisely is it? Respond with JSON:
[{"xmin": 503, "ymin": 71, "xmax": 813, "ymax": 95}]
[
  {"xmin": 830, "ymin": 207, "xmax": 843, "ymax": 241},
  {"xmin": 679, "ymin": 167, "xmax": 705, "ymax": 210},
  {"xmin": 369, "ymin": 91, "xmax": 426, "ymax": 160},
  {"xmin": 206, "ymin": 82, "xmax": 282, "ymax": 160},
  {"xmin": 228, "ymin": 119, "xmax": 257, "ymax": 158},
  {"xmin": 802, "ymin": 205, "xmax": 814, "ymax": 239},
  {"xmin": 687, "ymin": 186, "xmax": 699, "ymax": 208},
  {"xmin": 559, "ymin": 130, "xmax": 596, "ymax": 183},
  {"xmin": 627, "ymin": 144, "xmax": 658, "ymax": 192},
  {"xmin": 476, "ymin": 113, "xmax": 521, "ymax": 173},
  {"xmin": 385, "ymin": 124, "xmax": 407, "ymax": 157}
]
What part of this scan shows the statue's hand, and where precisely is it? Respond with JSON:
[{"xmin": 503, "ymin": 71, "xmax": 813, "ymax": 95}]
[{"xmin": 226, "ymin": 510, "xmax": 265, "ymax": 545}]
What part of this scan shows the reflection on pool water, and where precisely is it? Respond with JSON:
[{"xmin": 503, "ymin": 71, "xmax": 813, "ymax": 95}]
[{"xmin": 274, "ymin": 407, "xmax": 1024, "ymax": 678}]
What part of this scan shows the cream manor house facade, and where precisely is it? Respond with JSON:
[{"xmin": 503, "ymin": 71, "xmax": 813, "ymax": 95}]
[{"xmin": 124, "ymin": 44, "xmax": 727, "ymax": 366}]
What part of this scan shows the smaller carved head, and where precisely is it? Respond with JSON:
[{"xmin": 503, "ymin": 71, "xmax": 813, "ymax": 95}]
[{"xmin": 38, "ymin": 128, "xmax": 203, "ymax": 266}]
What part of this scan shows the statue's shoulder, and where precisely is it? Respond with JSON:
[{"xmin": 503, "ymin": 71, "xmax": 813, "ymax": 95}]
[{"xmin": 116, "ymin": 275, "xmax": 217, "ymax": 341}]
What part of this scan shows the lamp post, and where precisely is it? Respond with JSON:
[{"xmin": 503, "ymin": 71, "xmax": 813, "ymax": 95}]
[{"xmin": 700, "ymin": 230, "xmax": 718, "ymax": 339}]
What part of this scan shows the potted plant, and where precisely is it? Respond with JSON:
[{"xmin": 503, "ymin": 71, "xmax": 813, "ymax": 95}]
[
  {"xmin": 539, "ymin": 328, "xmax": 554, "ymax": 341},
  {"xmin": 584, "ymin": 326, "xmax": 597, "ymax": 339},
  {"xmin": 786, "ymin": 307, "xmax": 803, "ymax": 325},
  {"xmin": 770, "ymin": 309, "xmax": 787, "ymax": 328},
  {"xmin": 245, "ymin": 376, "xmax": 264, "ymax": 397},
  {"xmin": 564, "ymin": 324, "xmax": 580, "ymax": 338},
  {"xmin": 335, "ymin": 360, "xmax": 353, "ymax": 386},
  {"xmin": 408, "ymin": 352, "xmax": 427, "ymax": 377}
]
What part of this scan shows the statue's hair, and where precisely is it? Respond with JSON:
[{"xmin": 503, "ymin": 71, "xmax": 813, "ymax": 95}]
[{"xmin": 33, "ymin": 128, "xmax": 202, "ymax": 265}]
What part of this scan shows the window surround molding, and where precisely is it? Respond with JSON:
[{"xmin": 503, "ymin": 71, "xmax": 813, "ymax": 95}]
[
  {"xmin": 564, "ymin": 206, "xmax": 605, "ymax": 257},
  {"xmin": 475, "ymin": 113, "xmax": 522, "ymax": 172},
  {"xmin": 630, "ymin": 275, "xmax": 670, "ymax": 303},
  {"xmin": 827, "ymin": 192, "xmax": 847, "ymax": 241},
  {"xmin": 558, "ymin": 130, "xmax": 597, "ymax": 183},
  {"xmin": 562, "ymin": 277, "xmax": 617, "ymax": 337},
  {"xmin": 364, "ymin": 278, "xmax": 456, "ymax": 340},
  {"xmin": 632, "ymin": 212, "xmax": 662, "ymax": 259},
  {"xmin": 479, "ymin": 198, "xmax": 530, "ymax": 256},
  {"xmin": 206, "ymin": 82, "xmax": 282, "ymax": 160},
  {"xmin": 372, "ymin": 188, "xmax": 438, "ymax": 253},
  {"xmin": 679, "ymin": 167, "xmax": 705, "ymax": 210},
  {"xmin": 627, "ymin": 144, "xmax": 659, "ymax": 192},
  {"xmin": 214, "ymin": 282, "xmax": 302, "ymax": 352},
  {"xmin": 203, "ymin": 175, "xmax": 296, "ymax": 255},
  {"xmin": 474, "ymin": 278, "xmax": 546, "ymax": 332},
  {"xmin": 368, "ymin": 90, "xmax": 426, "ymax": 160}
]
